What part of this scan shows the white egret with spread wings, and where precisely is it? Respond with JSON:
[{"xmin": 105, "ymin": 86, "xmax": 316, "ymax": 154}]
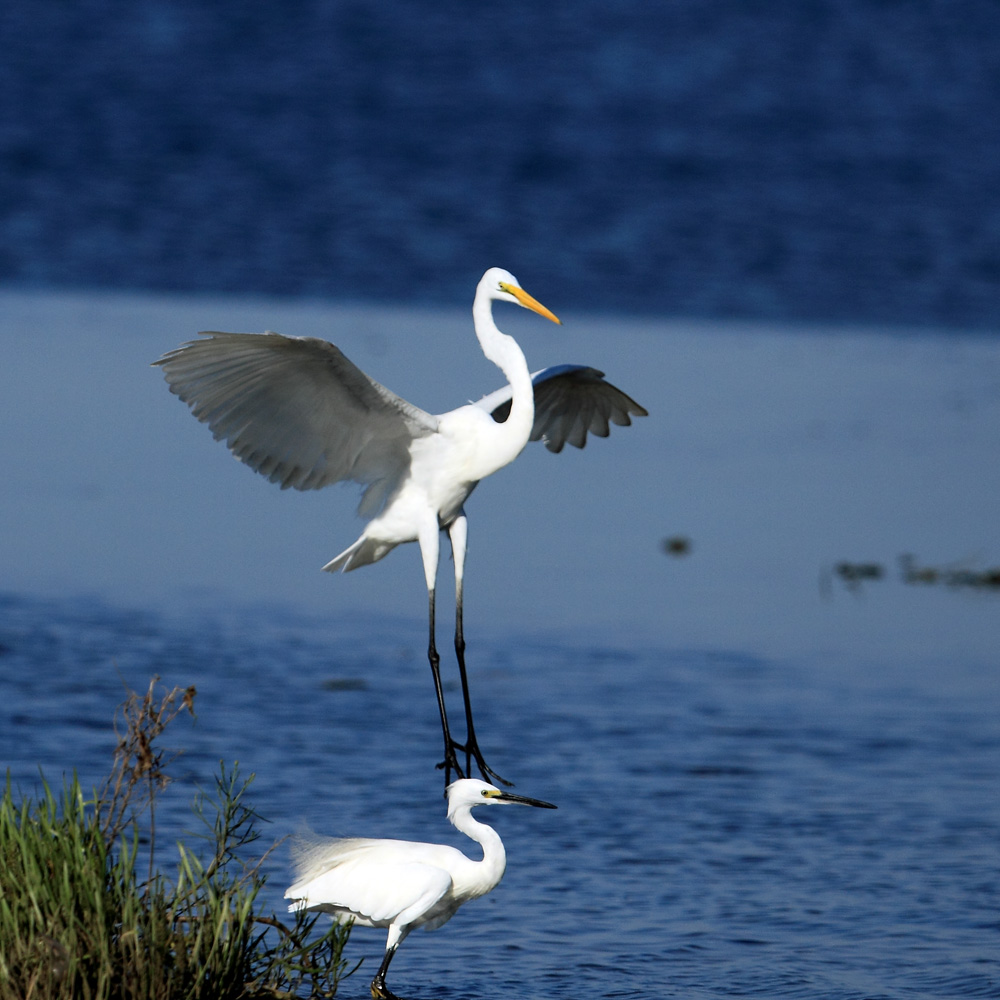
[
  {"xmin": 285, "ymin": 778, "xmax": 557, "ymax": 1000},
  {"xmin": 154, "ymin": 267, "xmax": 647, "ymax": 784}
]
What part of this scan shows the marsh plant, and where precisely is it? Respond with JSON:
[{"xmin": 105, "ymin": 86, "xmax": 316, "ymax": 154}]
[{"xmin": 0, "ymin": 678, "xmax": 354, "ymax": 999}]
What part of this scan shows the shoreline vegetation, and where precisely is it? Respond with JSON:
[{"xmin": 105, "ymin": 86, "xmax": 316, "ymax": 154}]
[{"xmin": 0, "ymin": 678, "xmax": 354, "ymax": 999}]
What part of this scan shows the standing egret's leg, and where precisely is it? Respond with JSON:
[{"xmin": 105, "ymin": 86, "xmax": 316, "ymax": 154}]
[
  {"xmin": 419, "ymin": 521, "xmax": 464, "ymax": 785},
  {"xmin": 449, "ymin": 515, "xmax": 512, "ymax": 787},
  {"xmin": 370, "ymin": 936, "xmax": 402, "ymax": 1000}
]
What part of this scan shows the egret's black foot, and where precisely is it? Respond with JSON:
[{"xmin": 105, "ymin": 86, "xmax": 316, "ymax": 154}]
[
  {"xmin": 371, "ymin": 976, "xmax": 404, "ymax": 1000},
  {"xmin": 435, "ymin": 745, "xmax": 468, "ymax": 785},
  {"xmin": 453, "ymin": 739, "xmax": 514, "ymax": 787}
]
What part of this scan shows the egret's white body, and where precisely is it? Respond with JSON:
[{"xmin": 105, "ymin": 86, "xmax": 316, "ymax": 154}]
[
  {"xmin": 154, "ymin": 268, "xmax": 646, "ymax": 783},
  {"xmin": 285, "ymin": 778, "xmax": 556, "ymax": 1000}
]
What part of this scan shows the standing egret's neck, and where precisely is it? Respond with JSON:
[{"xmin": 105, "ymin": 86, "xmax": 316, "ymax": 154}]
[
  {"xmin": 472, "ymin": 286, "xmax": 534, "ymax": 465},
  {"xmin": 449, "ymin": 803, "xmax": 508, "ymax": 892}
]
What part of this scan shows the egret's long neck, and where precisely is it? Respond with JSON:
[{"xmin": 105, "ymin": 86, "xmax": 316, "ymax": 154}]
[
  {"xmin": 473, "ymin": 293, "xmax": 534, "ymax": 467},
  {"xmin": 450, "ymin": 806, "xmax": 507, "ymax": 894}
]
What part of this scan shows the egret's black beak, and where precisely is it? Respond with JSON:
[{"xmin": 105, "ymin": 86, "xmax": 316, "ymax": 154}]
[{"xmin": 496, "ymin": 790, "xmax": 557, "ymax": 809}]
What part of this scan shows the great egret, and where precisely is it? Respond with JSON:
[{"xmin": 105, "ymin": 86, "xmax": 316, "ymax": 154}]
[
  {"xmin": 153, "ymin": 267, "xmax": 647, "ymax": 784},
  {"xmin": 285, "ymin": 778, "xmax": 556, "ymax": 1000}
]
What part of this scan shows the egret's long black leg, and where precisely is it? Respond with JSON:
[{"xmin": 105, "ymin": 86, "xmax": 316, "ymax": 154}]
[
  {"xmin": 370, "ymin": 944, "xmax": 402, "ymax": 1000},
  {"xmin": 428, "ymin": 589, "xmax": 465, "ymax": 785},
  {"xmin": 454, "ymin": 582, "xmax": 513, "ymax": 787},
  {"xmin": 448, "ymin": 514, "xmax": 513, "ymax": 787},
  {"xmin": 454, "ymin": 590, "xmax": 472, "ymax": 779}
]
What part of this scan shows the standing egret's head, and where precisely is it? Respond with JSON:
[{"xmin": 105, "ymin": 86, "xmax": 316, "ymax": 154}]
[{"xmin": 445, "ymin": 777, "xmax": 557, "ymax": 817}]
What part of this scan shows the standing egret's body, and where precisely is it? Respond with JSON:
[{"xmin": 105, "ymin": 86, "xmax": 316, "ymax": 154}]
[
  {"xmin": 285, "ymin": 778, "xmax": 556, "ymax": 1000},
  {"xmin": 154, "ymin": 268, "xmax": 647, "ymax": 784}
]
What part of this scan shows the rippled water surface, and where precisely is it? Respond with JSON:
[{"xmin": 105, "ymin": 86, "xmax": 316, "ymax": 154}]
[
  {"xmin": 1, "ymin": 592, "xmax": 996, "ymax": 999},
  {"xmin": 5, "ymin": 2, "xmax": 1000, "ymax": 327}
]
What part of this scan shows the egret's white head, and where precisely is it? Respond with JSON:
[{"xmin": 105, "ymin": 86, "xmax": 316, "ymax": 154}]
[
  {"xmin": 478, "ymin": 267, "xmax": 561, "ymax": 325},
  {"xmin": 445, "ymin": 777, "xmax": 557, "ymax": 816}
]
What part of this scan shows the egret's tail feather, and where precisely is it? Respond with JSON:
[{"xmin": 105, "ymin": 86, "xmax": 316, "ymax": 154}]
[{"xmin": 323, "ymin": 535, "xmax": 398, "ymax": 573}]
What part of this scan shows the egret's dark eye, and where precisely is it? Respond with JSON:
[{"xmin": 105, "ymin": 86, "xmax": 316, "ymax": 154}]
[{"xmin": 481, "ymin": 789, "xmax": 490, "ymax": 797}]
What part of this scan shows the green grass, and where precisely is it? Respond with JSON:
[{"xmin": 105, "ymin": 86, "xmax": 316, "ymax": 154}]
[{"xmin": 0, "ymin": 679, "xmax": 354, "ymax": 999}]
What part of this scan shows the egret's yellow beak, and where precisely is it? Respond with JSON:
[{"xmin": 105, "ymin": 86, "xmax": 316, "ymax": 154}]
[{"xmin": 499, "ymin": 282, "xmax": 562, "ymax": 325}]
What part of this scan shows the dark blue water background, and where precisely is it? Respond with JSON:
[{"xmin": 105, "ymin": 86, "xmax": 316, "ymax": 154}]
[{"xmin": 3, "ymin": 1, "xmax": 1000, "ymax": 327}]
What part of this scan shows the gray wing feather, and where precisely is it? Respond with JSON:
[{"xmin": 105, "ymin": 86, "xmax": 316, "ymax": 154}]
[
  {"xmin": 154, "ymin": 332, "xmax": 438, "ymax": 498},
  {"xmin": 479, "ymin": 364, "xmax": 648, "ymax": 454}
]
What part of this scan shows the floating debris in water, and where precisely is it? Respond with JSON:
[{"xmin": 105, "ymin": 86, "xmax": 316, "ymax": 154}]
[
  {"xmin": 820, "ymin": 560, "xmax": 886, "ymax": 598},
  {"xmin": 320, "ymin": 678, "xmax": 369, "ymax": 692},
  {"xmin": 824, "ymin": 554, "xmax": 1000, "ymax": 597},
  {"xmin": 835, "ymin": 562, "xmax": 885, "ymax": 585},
  {"xmin": 661, "ymin": 535, "xmax": 693, "ymax": 558},
  {"xmin": 899, "ymin": 554, "xmax": 940, "ymax": 585},
  {"xmin": 900, "ymin": 554, "xmax": 1000, "ymax": 591}
]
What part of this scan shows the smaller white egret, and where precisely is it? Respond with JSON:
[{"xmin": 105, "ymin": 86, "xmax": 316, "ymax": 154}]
[{"xmin": 285, "ymin": 778, "xmax": 556, "ymax": 1000}]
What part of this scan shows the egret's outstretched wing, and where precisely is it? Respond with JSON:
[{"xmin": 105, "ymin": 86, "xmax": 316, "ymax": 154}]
[
  {"xmin": 477, "ymin": 364, "xmax": 648, "ymax": 453},
  {"xmin": 154, "ymin": 332, "xmax": 438, "ymax": 501}
]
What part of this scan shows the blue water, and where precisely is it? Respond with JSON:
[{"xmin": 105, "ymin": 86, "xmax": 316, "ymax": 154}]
[
  {"xmin": 3, "ymin": 1, "xmax": 1000, "ymax": 327},
  {"xmin": 1, "ymin": 592, "xmax": 997, "ymax": 999}
]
